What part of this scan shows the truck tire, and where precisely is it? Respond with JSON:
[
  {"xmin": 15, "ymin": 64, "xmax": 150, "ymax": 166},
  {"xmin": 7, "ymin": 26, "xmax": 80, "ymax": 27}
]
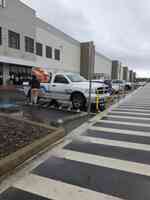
[{"xmin": 71, "ymin": 92, "xmax": 86, "ymax": 110}]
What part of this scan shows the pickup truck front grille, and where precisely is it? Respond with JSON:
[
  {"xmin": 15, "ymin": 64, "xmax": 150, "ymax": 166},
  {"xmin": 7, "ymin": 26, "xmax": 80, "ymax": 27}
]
[{"xmin": 96, "ymin": 87, "xmax": 108, "ymax": 94}]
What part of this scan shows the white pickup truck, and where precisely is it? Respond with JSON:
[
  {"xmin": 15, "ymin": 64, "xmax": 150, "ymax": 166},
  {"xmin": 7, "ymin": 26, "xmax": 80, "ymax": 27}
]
[
  {"xmin": 23, "ymin": 72, "xmax": 109, "ymax": 109},
  {"xmin": 38, "ymin": 72, "xmax": 109, "ymax": 109}
]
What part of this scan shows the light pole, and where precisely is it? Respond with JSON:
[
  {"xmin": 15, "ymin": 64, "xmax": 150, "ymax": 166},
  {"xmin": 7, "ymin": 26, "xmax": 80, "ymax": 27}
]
[
  {"xmin": 87, "ymin": 52, "xmax": 92, "ymax": 114},
  {"xmin": 87, "ymin": 42, "xmax": 95, "ymax": 115}
]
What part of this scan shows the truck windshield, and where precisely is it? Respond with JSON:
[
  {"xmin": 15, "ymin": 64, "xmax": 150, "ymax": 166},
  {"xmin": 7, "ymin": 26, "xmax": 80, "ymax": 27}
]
[{"xmin": 66, "ymin": 74, "xmax": 87, "ymax": 82}]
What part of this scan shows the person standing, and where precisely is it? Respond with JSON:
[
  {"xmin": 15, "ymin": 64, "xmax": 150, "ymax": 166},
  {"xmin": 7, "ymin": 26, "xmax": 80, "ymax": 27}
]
[{"xmin": 31, "ymin": 75, "xmax": 40, "ymax": 105}]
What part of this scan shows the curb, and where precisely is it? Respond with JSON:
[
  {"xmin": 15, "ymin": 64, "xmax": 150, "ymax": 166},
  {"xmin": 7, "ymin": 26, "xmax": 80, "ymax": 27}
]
[
  {"xmin": 0, "ymin": 112, "xmax": 57, "ymax": 131},
  {"xmin": 0, "ymin": 114, "xmax": 65, "ymax": 178},
  {"xmin": 51, "ymin": 112, "xmax": 93, "ymax": 127},
  {"xmin": 0, "ymin": 128, "xmax": 64, "ymax": 177}
]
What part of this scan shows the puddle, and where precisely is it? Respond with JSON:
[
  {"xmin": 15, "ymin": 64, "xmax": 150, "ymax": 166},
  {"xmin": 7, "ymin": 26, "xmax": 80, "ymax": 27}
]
[
  {"xmin": 0, "ymin": 102, "xmax": 17, "ymax": 108},
  {"xmin": 0, "ymin": 100, "xmax": 20, "ymax": 113}
]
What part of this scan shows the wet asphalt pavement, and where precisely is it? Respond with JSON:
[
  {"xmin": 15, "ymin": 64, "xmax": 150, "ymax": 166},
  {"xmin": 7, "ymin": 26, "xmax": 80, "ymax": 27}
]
[
  {"xmin": 2, "ymin": 85, "xmax": 150, "ymax": 199},
  {"xmin": 0, "ymin": 90, "xmax": 90, "ymax": 134}
]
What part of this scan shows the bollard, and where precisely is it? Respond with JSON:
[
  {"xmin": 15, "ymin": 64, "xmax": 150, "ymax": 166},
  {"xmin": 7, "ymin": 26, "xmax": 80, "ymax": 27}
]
[
  {"xmin": 96, "ymin": 90, "xmax": 100, "ymax": 113},
  {"xmin": 106, "ymin": 96, "xmax": 111, "ymax": 108}
]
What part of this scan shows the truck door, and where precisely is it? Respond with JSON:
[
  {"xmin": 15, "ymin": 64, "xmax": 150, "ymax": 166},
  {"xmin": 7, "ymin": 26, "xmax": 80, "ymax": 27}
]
[{"xmin": 50, "ymin": 74, "xmax": 71, "ymax": 101}]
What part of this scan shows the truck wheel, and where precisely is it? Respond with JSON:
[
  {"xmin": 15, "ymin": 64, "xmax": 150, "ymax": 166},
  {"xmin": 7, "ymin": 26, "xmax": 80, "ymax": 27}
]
[{"xmin": 72, "ymin": 93, "xmax": 86, "ymax": 110}]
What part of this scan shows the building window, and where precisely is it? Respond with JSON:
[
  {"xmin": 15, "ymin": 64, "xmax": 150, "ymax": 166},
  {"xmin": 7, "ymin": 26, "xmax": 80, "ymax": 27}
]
[
  {"xmin": 0, "ymin": 0, "xmax": 6, "ymax": 8},
  {"xmin": 54, "ymin": 49, "xmax": 60, "ymax": 61},
  {"xmin": 25, "ymin": 36, "xmax": 34, "ymax": 53},
  {"xmin": 0, "ymin": 27, "xmax": 2, "ymax": 45},
  {"xmin": 36, "ymin": 42, "xmax": 43, "ymax": 56},
  {"xmin": 46, "ymin": 46, "xmax": 52, "ymax": 59},
  {"xmin": 8, "ymin": 30, "xmax": 20, "ymax": 49}
]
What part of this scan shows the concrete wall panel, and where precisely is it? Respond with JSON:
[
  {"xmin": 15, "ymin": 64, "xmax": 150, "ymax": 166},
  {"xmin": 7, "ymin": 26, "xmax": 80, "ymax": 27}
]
[
  {"xmin": 94, "ymin": 52, "xmax": 112, "ymax": 79},
  {"xmin": 36, "ymin": 27, "xmax": 80, "ymax": 73}
]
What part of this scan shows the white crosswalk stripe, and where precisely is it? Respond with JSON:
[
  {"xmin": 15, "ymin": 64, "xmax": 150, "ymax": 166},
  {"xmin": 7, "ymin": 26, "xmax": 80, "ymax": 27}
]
[
  {"xmin": 14, "ymin": 174, "xmax": 123, "ymax": 200},
  {"xmin": 107, "ymin": 115, "xmax": 150, "ymax": 121},
  {"xmin": 112, "ymin": 108, "xmax": 150, "ymax": 113},
  {"xmin": 56, "ymin": 149, "xmax": 150, "ymax": 177},
  {"xmin": 90, "ymin": 126, "xmax": 150, "ymax": 137},
  {"xmin": 110, "ymin": 111, "xmax": 150, "ymax": 116},
  {"xmin": 96, "ymin": 119, "xmax": 150, "ymax": 127},
  {"xmin": 78, "ymin": 135, "xmax": 150, "ymax": 152}
]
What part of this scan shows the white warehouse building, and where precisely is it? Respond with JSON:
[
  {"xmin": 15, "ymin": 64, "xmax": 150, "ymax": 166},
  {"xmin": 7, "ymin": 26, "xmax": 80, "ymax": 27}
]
[
  {"xmin": 0, "ymin": 0, "xmax": 112, "ymax": 85},
  {"xmin": 35, "ymin": 18, "xmax": 81, "ymax": 74},
  {"xmin": 94, "ymin": 52, "xmax": 112, "ymax": 80}
]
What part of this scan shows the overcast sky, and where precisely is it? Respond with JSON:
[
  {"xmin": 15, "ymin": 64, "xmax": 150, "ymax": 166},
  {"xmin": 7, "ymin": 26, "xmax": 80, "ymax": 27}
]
[{"xmin": 21, "ymin": 0, "xmax": 150, "ymax": 77}]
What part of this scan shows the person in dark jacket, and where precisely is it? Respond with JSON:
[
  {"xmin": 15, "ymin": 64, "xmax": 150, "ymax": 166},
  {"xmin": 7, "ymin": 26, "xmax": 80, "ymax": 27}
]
[{"xmin": 30, "ymin": 75, "xmax": 40, "ymax": 104}]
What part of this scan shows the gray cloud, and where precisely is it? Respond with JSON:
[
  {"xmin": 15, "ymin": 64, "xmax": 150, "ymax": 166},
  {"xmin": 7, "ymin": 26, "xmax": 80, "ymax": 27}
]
[{"xmin": 21, "ymin": 0, "xmax": 150, "ymax": 77}]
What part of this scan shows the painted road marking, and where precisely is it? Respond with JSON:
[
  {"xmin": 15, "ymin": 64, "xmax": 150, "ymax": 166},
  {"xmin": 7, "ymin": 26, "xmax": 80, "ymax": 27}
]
[
  {"xmin": 118, "ymin": 106, "xmax": 150, "ymax": 110},
  {"xmin": 58, "ymin": 149, "xmax": 150, "ymax": 177},
  {"xmin": 78, "ymin": 135, "xmax": 150, "ymax": 152},
  {"xmin": 64, "ymin": 140, "xmax": 150, "ymax": 165},
  {"xmin": 14, "ymin": 174, "xmax": 122, "ymax": 200},
  {"xmin": 94, "ymin": 121, "xmax": 150, "ymax": 132},
  {"xmin": 83, "ymin": 129, "xmax": 150, "ymax": 145},
  {"xmin": 90, "ymin": 126, "xmax": 150, "ymax": 137},
  {"xmin": 0, "ymin": 187, "xmax": 50, "ymax": 200},
  {"xmin": 96, "ymin": 120, "xmax": 150, "ymax": 127},
  {"xmin": 32, "ymin": 156, "xmax": 150, "ymax": 200},
  {"xmin": 103, "ymin": 116, "xmax": 150, "ymax": 124},
  {"xmin": 110, "ymin": 111, "xmax": 150, "ymax": 116},
  {"xmin": 112, "ymin": 109, "xmax": 150, "ymax": 113},
  {"xmin": 107, "ymin": 115, "xmax": 150, "ymax": 121}
]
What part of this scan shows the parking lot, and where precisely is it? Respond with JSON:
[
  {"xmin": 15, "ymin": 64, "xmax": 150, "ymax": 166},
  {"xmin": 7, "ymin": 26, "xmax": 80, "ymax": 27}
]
[{"xmin": 0, "ymin": 90, "xmax": 92, "ymax": 133}]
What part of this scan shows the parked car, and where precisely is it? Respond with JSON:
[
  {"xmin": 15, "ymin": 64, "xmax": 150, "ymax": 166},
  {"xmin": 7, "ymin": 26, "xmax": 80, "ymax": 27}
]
[
  {"xmin": 137, "ymin": 81, "xmax": 147, "ymax": 87},
  {"xmin": 124, "ymin": 82, "xmax": 132, "ymax": 90},
  {"xmin": 39, "ymin": 72, "xmax": 110, "ymax": 110},
  {"xmin": 111, "ymin": 80, "xmax": 125, "ymax": 93}
]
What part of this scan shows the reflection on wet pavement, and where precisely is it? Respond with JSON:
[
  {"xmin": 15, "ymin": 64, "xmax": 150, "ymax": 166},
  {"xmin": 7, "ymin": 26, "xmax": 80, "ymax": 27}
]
[{"xmin": 0, "ymin": 90, "xmax": 89, "ymax": 133}]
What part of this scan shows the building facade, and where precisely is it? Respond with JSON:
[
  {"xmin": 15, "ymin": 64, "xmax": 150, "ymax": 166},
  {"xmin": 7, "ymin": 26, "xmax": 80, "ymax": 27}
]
[
  {"xmin": 111, "ymin": 60, "xmax": 122, "ymax": 80},
  {"xmin": 80, "ymin": 42, "xmax": 112, "ymax": 80},
  {"xmin": 129, "ymin": 70, "xmax": 134, "ymax": 82},
  {"xmin": 94, "ymin": 52, "xmax": 112, "ymax": 80},
  {"xmin": 35, "ymin": 18, "xmax": 81, "ymax": 74},
  {"xmin": 0, "ymin": 0, "xmax": 37, "ymax": 85},
  {"xmin": 123, "ymin": 66, "xmax": 129, "ymax": 81},
  {"xmin": 80, "ymin": 42, "xmax": 95, "ymax": 80},
  {"xmin": 0, "ymin": 0, "xmax": 112, "ymax": 85}
]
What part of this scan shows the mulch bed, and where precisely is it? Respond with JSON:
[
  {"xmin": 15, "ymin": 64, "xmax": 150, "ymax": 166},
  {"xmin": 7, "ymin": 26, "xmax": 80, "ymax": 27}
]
[{"xmin": 0, "ymin": 115, "xmax": 52, "ymax": 160}]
